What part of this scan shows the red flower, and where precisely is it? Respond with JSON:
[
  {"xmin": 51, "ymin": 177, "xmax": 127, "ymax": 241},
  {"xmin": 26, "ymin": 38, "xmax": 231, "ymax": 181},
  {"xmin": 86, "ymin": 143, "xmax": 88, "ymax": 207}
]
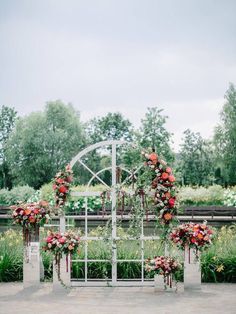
[
  {"xmin": 59, "ymin": 185, "xmax": 67, "ymax": 194},
  {"xmin": 66, "ymin": 176, "xmax": 73, "ymax": 183},
  {"xmin": 166, "ymin": 167, "xmax": 172, "ymax": 174},
  {"xmin": 33, "ymin": 209, "xmax": 39, "ymax": 214},
  {"xmin": 29, "ymin": 216, "xmax": 36, "ymax": 223},
  {"xmin": 59, "ymin": 237, "xmax": 66, "ymax": 244},
  {"xmin": 168, "ymin": 198, "xmax": 175, "ymax": 208}
]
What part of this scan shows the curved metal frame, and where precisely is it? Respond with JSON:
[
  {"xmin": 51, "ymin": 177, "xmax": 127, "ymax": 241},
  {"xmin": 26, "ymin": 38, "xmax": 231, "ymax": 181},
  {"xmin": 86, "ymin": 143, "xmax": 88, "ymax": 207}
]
[{"xmin": 62, "ymin": 140, "xmax": 160, "ymax": 287}]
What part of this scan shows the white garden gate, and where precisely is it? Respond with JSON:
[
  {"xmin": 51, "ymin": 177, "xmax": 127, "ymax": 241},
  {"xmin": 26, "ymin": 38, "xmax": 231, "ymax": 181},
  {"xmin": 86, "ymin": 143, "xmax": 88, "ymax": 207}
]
[{"xmin": 61, "ymin": 140, "xmax": 161, "ymax": 286}]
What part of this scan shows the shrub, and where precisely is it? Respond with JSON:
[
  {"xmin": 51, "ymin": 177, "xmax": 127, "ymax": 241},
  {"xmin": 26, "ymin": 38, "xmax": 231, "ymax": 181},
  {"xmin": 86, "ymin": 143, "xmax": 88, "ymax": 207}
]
[
  {"xmin": 178, "ymin": 185, "xmax": 224, "ymax": 206},
  {"xmin": 0, "ymin": 189, "xmax": 9, "ymax": 206},
  {"xmin": 223, "ymin": 189, "xmax": 236, "ymax": 206},
  {"xmin": 0, "ymin": 185, "xmax": 35, "ymax": 206}
]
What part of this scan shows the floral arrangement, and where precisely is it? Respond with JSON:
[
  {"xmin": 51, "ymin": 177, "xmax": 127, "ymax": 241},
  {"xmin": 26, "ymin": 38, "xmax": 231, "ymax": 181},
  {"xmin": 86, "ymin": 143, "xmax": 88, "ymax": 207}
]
[
  {"xmin": 145, "ymin": 255, "xmax": 181, "ymax": 289},
  {"xmin": 42, "ymin": 230, "xmax": 80, "ymax": 287},
  {"xmin": 53, "ymin": 164, "xmax": 73, "ymax": 209},
  {"xmin": 170, "ymin": 222, "xmax": 214, "ymax": 251},
  {"xmin": 42, "ymin": 230, "xmax": 80, "ymax": 256},
  {"xmin": 12, "ymin": 201, "xmax": 49, "ymax": 229},
  {"xmin": 142, "ymin": 149, "xmax": 177, "ymax": 225}
]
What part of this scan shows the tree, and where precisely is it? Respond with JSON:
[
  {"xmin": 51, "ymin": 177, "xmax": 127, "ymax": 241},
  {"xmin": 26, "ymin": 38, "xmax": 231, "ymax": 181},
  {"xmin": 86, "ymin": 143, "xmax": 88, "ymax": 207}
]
[
  {"xmin": 5, "ymin": 101, "xmax": 86, "ymax": 188},
  {"xmin": 138, "ymin": 107, "xmax": 174, "ymax": 163},
  {"xmin": 0, "ymin": 105, "xmax": 18, "ymax": 188},
  {"xmin": 214, "ymin": 83, "xmax": 236, "ymax": 185},
  {"xmin": 87, "ymin": 112, "xmax": 134, "ymax": 143},
  {"xmin": 179, "ymin": 129, "xmax": 214, "ymax": 186}
]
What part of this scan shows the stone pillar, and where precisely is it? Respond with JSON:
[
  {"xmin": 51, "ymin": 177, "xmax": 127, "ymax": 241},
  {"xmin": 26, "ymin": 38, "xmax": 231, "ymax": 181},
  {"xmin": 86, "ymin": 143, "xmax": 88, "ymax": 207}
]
[
  {"xmin": 184, "ymin": 246, "xmax": 201, "ymax": 290},
  {"xmin": 23, "ymin": 226, "xmax": 40, "ymax": 288}
]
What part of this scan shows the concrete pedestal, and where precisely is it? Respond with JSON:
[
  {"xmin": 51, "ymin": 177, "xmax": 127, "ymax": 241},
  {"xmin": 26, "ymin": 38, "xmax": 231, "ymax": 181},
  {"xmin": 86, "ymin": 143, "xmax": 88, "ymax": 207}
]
[
  {"xmin": 184, "ymin": 247, "xmax": 201, "ymax": 290},
  {"xmin": 53, "ymin": 254, "xmax": 71, "ymax": 290},
  {"xmin": 23, "ymin": 242, "xmax": 40, "ymax": 288}
]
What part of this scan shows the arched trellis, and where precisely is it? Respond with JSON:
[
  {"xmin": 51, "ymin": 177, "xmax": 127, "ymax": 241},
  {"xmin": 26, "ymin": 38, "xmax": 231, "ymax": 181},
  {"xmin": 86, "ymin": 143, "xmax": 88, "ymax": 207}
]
[{"xmin": 61, "ymin": 140, "xmax": 162, "ymax": 286}]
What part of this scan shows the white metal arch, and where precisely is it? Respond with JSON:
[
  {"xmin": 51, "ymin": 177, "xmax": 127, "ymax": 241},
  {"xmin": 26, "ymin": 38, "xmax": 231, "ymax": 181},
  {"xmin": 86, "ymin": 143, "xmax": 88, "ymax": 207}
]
[
  {"xmin": 70, "ymin": 140, "xmax": 127, "ymax": 168},
  {"xmin": 64, "ymin": 140, "xmax": 160, "ymax": 287}
]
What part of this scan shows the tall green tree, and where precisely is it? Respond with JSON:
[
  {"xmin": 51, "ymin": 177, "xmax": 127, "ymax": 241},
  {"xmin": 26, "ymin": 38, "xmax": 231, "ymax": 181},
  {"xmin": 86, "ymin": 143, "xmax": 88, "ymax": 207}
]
[
  {"xmin": 214, "ymin": 83, "xmax": 236, "ymax": 185},
  {"xmin": 87, "ymin": 112, "xmax": 133, "ymax": 143},
  {"xmin": 138, "ymin": 107, "xmax": 174, "ymax": 163},
  {"xmin": 0, "ymin": 105, "xmax": 18, "ymax": 188},
  {"xmin": 179, "ymin": 129, "xmax": 214, "ymax": 186},
  {"xmin": 5, "ymin": 101, "xmax": 86, "ymax": 188}
]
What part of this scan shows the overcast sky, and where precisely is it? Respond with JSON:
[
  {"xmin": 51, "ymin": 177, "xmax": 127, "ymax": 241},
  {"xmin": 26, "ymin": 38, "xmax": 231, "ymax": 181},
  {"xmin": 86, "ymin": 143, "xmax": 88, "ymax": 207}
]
[{"xmin": 0, "ymin": 0, "xmax": 236, "ymax": 151}]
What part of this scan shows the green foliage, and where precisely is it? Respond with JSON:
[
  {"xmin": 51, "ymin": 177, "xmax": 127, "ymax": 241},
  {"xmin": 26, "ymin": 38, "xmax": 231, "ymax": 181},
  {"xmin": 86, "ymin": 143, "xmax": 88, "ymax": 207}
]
[
  {"xmin": 201, "ymin": 225, "xmax": 236, "ymax": 283},
  {"xmin": 0, "ymin": 105, "xmax": 18, "ymax": 189},
  {"xmin": 179, "ymin": 185, "xmax": 224, "ymax": 206},
  {"xmin": 5, "ymin": 101, "xmax": 86, "ymax": 189},
  {"xmin": 0, "ymin": 229, "xmax": 23, "ymax": 281},
  {"xmin": 223, "ymin": 189, "xmax": 236, "ymax": 206},
  {"xmin": 0, "ymin": 185, "xmax": 35, "ymax": 206},
  {"xmin": 0, "ymin": 189, "xmax": 9, "ymax": 206},
  {"xmin": 138, "ymin": 107, "xmax": 174, "ymax": 163},
  {"xmin": 0, "ymin": 226, "xmax": 236, "ymax": 282},
  {"xmin": 214, "ymin": 83, "xmax": 236, "ymax": 185},
  {"xmin": 179, "ymin": 129, "xmax": 215, "ymax": 186},
  {"xmin": 87, "ymin": 112, "xmax": 133, "ymax": 143}
]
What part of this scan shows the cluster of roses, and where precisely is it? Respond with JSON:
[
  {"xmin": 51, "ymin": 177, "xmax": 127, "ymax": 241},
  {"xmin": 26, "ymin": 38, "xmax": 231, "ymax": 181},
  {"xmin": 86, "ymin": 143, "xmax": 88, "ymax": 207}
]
[
  {"xmin": 142, "ymin": 150, "xmax": 177, "ymax": 225},
  {"xmin": 53, "ymin": 164, "xmax": 73, "ymax": 207},
  {"xmin": 170, "ymin": 222, "xmax": 214, "ymax": 250},
  {"xmin": 12, "ymin": 201, "xmax": 49, "ymax": 228},
  {"xmin": 42, "ymin": 230, "xmax": 80, "ymax": 256},
  {"xmin": 145, "ymin": 255, "xmax": 181, "ymax": 276}
]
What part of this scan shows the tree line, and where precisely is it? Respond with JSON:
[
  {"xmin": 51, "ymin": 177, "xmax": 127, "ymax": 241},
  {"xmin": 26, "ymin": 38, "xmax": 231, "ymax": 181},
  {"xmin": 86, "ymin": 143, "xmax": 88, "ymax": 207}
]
[{"xmin": 0, "ymin": 83, "xmax": 236, "ymax": 189}]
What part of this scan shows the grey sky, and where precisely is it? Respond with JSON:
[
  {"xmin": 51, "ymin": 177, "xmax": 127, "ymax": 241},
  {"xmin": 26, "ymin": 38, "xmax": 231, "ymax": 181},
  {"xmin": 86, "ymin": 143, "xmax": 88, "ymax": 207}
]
[{"xmin": 0, "ymin": 0, "xmax": 236, "ymax": 151}]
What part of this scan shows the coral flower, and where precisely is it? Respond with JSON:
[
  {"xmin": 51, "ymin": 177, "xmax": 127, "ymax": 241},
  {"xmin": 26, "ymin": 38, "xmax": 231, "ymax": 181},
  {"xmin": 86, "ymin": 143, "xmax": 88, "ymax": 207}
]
[
  {"xmin": 149, "ymin": 152, "xmax": 158, "ymax": 165},
  {"xmin": 165, "ymin": 192, "xmax": 171, "ymax": 199},
  {"xmin": 24, "ymin": 208, "xmax": 31, "ymax": 215},
  {"xmin": 39, "ymin": 200, "xmax": 48, "ymax": 207},
  {"xmin": 161, "ymin": 172, "xmax": 169, "ymax": 180},
  {"xmin": 168, "ymin": 175, "xmax": 175, "ymax": 182},
  {"xmin": 166, "ymin": 167, "xmax": 172, "ymax": 174},
  {"xmin": 57, "ymin": 178, "xmax": 64, "ymax": 184},
  {"xmin": 163, "ymin": 212, "xmax": 173, "ymax": 221},
  {"xmin": 197, "ymin": 233, "xmax": 204, "ymax": 239}
]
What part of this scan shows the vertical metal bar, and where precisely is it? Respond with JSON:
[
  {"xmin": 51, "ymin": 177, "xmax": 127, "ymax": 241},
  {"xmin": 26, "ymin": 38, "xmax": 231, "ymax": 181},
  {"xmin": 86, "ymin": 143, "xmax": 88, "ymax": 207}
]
[
  {"xmin": 141, "ymin": 217, "xmax": 144, "ymax": 283},
  {"xmin": 111, "ymin": 143, "xmax": 117, "ymax": 285},
  {"xmin": 85, "ymin": 196, "xmax": 88, "ymax": 283},
  {"xmin": 59, "ymin": 215, "xmax": 65, "ymax": 233},
  {"xmin": 164, "ymin": 242, "xmax": 169, "ymax": 256}
]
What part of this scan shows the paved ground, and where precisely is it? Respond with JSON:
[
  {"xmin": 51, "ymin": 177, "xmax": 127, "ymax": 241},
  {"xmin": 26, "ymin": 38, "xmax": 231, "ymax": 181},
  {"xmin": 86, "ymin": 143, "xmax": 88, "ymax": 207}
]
[{"xmin": 0, "ymin": 283, "xmax": 235, "ymax": 314}]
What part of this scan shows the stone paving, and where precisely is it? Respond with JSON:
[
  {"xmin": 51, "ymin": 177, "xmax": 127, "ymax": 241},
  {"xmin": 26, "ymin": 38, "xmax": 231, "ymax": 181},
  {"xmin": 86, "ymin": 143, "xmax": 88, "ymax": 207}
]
[{"xmin": 0, "ymin": 283, "xmax": 235, "ymax": 314}]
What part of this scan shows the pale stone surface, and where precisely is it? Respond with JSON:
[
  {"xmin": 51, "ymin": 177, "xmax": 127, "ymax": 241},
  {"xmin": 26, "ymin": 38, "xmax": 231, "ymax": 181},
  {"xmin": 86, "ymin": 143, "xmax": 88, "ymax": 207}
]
[
  {"xmin": 184, "ymin": 247, "xmax": 201, "ymax": 290},
  {"xmin": 53, "ymin": 255, "xmax": 71, "ymax": 291},
  {"xmin": 0, "ymin": 283, "xmax": 235, "ymax": 314},
  {"xmin": 23, "ymin": 242, "xmax": 40, "ymax": 288}
]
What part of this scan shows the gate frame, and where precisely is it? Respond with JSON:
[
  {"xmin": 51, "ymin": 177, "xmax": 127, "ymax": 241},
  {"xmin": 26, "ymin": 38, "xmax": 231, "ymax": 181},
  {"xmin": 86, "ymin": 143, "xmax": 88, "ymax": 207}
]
[{"xmin": 60, "ymin": 140, "xmax": 161, "ymax": 286}]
